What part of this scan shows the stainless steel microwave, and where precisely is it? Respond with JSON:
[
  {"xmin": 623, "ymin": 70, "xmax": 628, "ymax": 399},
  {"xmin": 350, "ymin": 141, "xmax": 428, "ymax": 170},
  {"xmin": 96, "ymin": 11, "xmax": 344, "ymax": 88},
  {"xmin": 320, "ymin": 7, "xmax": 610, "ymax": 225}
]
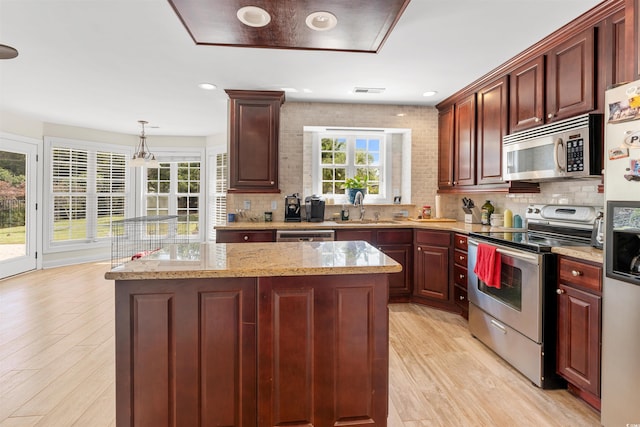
[{"xmin": 502, "ymin": 113, "xmax": 603, "ymax": 181}]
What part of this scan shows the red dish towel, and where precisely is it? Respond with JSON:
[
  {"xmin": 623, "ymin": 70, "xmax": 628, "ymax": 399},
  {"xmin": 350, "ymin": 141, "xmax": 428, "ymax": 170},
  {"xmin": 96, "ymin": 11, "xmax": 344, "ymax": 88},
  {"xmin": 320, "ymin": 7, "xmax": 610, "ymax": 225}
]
[{"xmin": 473, "ymin": 243, "xmax": 502, "ymax": 289}]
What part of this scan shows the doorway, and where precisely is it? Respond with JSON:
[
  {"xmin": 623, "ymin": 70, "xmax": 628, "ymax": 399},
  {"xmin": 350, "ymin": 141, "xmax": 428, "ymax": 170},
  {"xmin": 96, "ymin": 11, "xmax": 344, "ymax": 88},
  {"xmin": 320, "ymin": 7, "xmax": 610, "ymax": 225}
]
[{"xmin": 0, "ymin": 136, "xmax": 38, "ymax": 278}]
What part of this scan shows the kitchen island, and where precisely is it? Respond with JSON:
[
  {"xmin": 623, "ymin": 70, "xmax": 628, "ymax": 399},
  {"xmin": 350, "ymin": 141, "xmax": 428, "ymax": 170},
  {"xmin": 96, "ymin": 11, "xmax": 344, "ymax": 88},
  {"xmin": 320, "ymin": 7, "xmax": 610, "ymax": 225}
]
[{"xmin": 105, "ymin": 241, "xmax": 401, "ymax": 427}]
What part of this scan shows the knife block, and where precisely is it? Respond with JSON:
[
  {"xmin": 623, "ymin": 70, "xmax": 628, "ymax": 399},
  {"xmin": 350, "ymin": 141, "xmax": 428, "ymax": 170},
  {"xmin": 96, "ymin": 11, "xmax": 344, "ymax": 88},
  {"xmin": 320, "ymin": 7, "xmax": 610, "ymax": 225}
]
[{"xmin": 464, "ymin": 208, "xmax": 482, "ymax": 224}]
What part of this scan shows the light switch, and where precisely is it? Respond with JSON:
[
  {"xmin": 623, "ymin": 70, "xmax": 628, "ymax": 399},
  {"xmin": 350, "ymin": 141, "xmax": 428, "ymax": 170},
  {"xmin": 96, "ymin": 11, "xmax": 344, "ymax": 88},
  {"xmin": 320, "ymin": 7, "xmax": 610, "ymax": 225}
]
[
  {"xmin": 243, "ymin": 200, "xmax": 251, "ymax": 210},
  {"xmin": 271, "ymin": 200, "xmax": 277, "ymax": 210}
]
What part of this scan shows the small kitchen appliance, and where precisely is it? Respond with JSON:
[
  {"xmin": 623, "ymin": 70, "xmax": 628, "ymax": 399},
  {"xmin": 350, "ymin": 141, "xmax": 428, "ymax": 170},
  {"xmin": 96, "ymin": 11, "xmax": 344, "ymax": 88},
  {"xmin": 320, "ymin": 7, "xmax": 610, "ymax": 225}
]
[
  {"xmin": 590, "ymin": 209, "xmax": 604, "ymax": 249},
  {"xmin": 284, "ymin": 193, "xmax": 301, "ymax": 222},
  {"xmin": 304, "ymin": 195, "xmax": 325, "ymax": 222}
]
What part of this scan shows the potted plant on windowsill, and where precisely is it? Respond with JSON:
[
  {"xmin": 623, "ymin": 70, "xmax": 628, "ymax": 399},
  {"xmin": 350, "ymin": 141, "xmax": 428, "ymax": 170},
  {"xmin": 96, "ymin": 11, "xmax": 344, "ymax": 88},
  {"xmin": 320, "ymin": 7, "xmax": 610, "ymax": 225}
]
[{"xmin": 342, "ymin": 176, "xmax": 367, "ymax": 204}]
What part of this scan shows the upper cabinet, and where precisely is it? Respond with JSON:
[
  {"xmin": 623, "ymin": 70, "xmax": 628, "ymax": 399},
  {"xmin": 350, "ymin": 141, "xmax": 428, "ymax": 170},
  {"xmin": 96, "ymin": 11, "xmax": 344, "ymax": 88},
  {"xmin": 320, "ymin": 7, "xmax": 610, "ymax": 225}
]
[
  {"xmin": 477, "ymin": 76, "xmax": 508, "ymax": 184},
  {"xmin": 510, "ymin": 56, "xmax": 545, "ymax": 132},
  {"xmin": 453, "ymin": 94, "xmax": 476, "ymax": 187},
  {"xmin": 225, "ymin": 90, "xmax": 285, "ymax": 193},
  {"xmin": 545, "ymin": 28, "xmax": 596, "ymax": 123},
  {"xmin": 436, "ymin": 0, "xmax": 629, "ymax": 193}
]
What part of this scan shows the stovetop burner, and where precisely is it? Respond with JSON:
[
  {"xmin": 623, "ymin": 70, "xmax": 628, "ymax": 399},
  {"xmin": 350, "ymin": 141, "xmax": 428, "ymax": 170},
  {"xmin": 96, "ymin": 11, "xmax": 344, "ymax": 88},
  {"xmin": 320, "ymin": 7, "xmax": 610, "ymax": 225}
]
[{"xmin": 470, "ymin": 204, "xmax": 601, "ymax": 253}]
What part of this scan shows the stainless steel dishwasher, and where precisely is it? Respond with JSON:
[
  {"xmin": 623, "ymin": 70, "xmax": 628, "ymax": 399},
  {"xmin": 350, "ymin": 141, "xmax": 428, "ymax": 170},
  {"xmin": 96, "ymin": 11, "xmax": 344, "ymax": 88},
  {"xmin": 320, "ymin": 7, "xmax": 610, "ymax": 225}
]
[{"xmin": 276, "ymin": 229, "xmax": 335, "ymax": 242}]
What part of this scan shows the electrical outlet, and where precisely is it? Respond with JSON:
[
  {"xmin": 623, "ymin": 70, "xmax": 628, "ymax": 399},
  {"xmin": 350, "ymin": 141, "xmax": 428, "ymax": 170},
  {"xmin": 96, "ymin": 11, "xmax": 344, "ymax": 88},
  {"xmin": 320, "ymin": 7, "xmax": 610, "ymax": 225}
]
[
  {"xmin": 243, "ymin": 200, "xmax": 251, "ymax": 210},
  {"xmin": 271, "ymin": 200, "xmax": 277, "ymax": 210}
]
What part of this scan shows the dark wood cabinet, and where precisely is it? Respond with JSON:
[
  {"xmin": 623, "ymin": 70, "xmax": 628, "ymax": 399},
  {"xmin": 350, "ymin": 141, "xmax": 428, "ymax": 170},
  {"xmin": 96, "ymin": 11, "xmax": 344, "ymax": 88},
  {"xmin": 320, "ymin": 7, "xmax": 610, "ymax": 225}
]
[
  {"xmin": 556, "ymin": 256, "xmax": 602, "ymax": 410},
  {"xmin": 477, "ymin": 76, "xmax": 508, "ymax": 185},
  {"xmin": 509, "ymin": 56, "xmax": 545, "ymax": 132},
  {"xmin": 336, "ymin": 228, "xmax": 412, "ymax": 302},
  {"xmin": 600, "ymin": 8, "xmax": 627, "ymax": 92},
  {"xmin": 216, "ymin": 229, "xmax": 275, "ymax": 243},
  {"xmin": 257, "ymin": 274, "xmax": 388, "ymax": 427},
  {"xmin": 115, "ymin": 278, "xmax": 257, "ymax": 427},
  {"xmin": 225, "ymin": 90, "xmax": 284, "ymax": 193},
  {"xmin": 545, "ymin": 28, "xmax": 596, "ymax": 122},
  {"xmin": 438, "ymin": 105, "xmax": 455, "ymax": 189},
  {"xmin": 413, "ymin": 230, "xmax": 453, "ymax": 310},
  {"xmin": 453, "ymin": 233, "xmax": 469, "ymax": 319},
  {"xmin": 453, "ymin": 94, "xmax": 476, "ymax": 187}
]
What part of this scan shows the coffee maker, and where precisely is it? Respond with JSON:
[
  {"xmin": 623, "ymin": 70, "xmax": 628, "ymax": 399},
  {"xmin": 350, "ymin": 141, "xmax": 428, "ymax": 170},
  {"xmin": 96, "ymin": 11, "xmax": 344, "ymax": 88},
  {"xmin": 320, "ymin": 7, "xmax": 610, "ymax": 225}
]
[
  {"xmin": 284, "ymin": 193, "xmax": 301, "ymax": 222},
  {"xmin": 305, "ymin": 195, "xmax": 325, "ymax": 222}
]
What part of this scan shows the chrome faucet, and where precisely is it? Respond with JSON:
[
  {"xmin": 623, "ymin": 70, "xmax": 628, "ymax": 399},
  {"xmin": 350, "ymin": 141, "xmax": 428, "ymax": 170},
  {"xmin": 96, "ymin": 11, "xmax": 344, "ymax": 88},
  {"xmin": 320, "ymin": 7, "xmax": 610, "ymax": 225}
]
[{"xmin": 353, "ymin": 191, "xmax": 365, "ymax": 220}]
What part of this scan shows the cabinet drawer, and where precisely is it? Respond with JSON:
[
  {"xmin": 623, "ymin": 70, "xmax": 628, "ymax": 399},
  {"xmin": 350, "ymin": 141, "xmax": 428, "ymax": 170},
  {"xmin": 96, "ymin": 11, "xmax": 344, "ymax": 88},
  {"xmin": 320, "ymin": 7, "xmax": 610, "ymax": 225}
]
[
  {"xmin": 454, "ymin": 264, "xmax": 468, "ymax": 287},
  {"xmin": 454, "ymin": 249, "xmax": 467, "ymax": 267},
  {"xmin": 454, "ymin": 285, "xmax": 468, "ymax": 309},
  {"xmin": 454, "ymin": 234, "xmax": 468, "ymax": 251},
  {"xmin": 377, "ymin": 229, "xmax": 413, "ymax": 245},
  {"xmin": 559, "ymin": 257, "xmax": 602, "ymax": 293},
  {"xmin": 335, "ymin": 229, "xmax": 375, "ymax": 244},
  {"xmin": 216, "ymin": 230, "xmax": 275, "ymax": 243},
  {"xmin": 414, "ymin": 230, "xmax": 451, "ymax": 246}
]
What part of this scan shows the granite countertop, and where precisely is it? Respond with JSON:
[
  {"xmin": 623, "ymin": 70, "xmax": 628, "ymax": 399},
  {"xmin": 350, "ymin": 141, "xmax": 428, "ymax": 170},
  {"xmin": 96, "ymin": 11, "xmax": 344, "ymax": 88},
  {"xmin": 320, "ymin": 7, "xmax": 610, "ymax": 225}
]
[
  {"xmin": 215, "ymin": 220, "xmax": 604, "ymax": 264},
  {"xmin": 105, "ymin": 241, "xmax": 402, "ymax": 280},
  {"xmin": 216, "ymin": 219, "xmax": 492, "ymax": 234},
  {"xmin": 551, "ymin": 246, "xmax": 604, "ymax": 264}
]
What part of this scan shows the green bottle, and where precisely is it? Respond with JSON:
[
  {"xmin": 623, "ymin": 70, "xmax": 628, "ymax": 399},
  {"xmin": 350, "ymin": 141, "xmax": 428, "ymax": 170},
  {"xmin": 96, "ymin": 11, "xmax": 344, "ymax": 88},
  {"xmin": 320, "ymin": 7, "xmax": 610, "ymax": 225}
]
[{"xmin": 481, "ymin": 200, "xmax": 494, "ymax": 225}]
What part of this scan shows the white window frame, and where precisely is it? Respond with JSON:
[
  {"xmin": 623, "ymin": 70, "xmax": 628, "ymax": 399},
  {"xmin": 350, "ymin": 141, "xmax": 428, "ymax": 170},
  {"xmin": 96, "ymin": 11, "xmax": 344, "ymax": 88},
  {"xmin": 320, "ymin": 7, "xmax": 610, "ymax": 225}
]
[
  {"xmin": 311, "ymin": 130, "xmax": 392, "ymax": 204},
  {"xmin": 44, "ymin": 136, "xmax": 133, "ymax": 253},
  {"xmin": 141, "ymin": 149, "xmax": 205, "ymax": 242},
  {"xmin": 207, "ymin": 146, "xmax": 227, "ymax": 242}
]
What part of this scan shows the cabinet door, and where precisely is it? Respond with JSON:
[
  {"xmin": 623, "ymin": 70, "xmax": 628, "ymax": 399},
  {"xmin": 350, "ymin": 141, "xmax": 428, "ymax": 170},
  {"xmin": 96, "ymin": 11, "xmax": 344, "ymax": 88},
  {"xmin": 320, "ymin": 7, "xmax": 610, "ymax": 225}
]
[
  {"xmin": 454, "ymin": 94, "xmax": 476, "ymax": 186},
  {"xmin": 438, "ymin": 105, "xmax": 455, "ymax": 188},
  {"xmin": 414, "ymin": 244, "xmax": 450, "ymax": 301},
  {"xmin": 477, "ymin": 76, "xmax": 508, "ymax": 184},
  {"xmin": 258, "ymin": 275, "xmax": 388, "ymax": 427},
  {"xmin": 509, "ymin": 56, "xmax": 545, "ymax": 132},
  {"xmin": 557, "ymin": 284, "xmax": 601, "ymax": 397},
  {"xmin": 379, "ymin": 244, "xmax": 412, "ymax": 300},
  {"xmin": 546, "ymin": 29, "xmax": 595, "ymax": 122},
  {"xmin": 599, "ymin": 9, "xmax": 627, "ymax": 93},
  {"xmin": 115, "ymin": 278, "xmax": 257, "ymax": 427},
  {"xmin": 226, "ymin": 90, "xmax": 284, "ymax": 193}
]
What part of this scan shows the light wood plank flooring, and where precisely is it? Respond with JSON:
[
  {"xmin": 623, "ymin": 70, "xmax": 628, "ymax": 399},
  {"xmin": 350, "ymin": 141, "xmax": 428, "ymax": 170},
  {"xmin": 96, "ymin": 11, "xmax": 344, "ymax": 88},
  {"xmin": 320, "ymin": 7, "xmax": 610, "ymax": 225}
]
[{"xmin": 0, "ymin": 262, "xmax": 600, "ymax": 426}]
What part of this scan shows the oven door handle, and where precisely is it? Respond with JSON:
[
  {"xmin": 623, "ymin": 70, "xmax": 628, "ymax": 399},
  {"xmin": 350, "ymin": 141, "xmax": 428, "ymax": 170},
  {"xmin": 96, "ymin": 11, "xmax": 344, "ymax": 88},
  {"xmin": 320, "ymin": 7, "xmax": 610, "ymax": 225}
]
[{"xmin": 468, "ymin": 238, "xmax": 539, "ymax": 264}]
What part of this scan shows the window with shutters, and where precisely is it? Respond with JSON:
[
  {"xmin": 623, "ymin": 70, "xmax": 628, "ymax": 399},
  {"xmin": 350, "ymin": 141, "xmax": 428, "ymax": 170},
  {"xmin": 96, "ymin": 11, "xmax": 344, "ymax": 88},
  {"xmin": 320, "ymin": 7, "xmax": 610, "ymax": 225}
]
[
  {"xmin": 46, "ymin": 137, "xmax": 129, "ymax": 250},
  {"xmin": 207, "ymin": 149, "xmax": 227, "ymax": 241}
]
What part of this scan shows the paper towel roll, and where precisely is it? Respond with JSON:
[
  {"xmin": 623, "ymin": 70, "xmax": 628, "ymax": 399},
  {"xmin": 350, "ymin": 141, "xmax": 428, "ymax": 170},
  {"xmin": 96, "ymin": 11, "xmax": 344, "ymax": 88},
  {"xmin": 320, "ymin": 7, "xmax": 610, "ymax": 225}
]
[{"xmin": 435, "ymin": 194, "xmax": 443, "ymax": 218}]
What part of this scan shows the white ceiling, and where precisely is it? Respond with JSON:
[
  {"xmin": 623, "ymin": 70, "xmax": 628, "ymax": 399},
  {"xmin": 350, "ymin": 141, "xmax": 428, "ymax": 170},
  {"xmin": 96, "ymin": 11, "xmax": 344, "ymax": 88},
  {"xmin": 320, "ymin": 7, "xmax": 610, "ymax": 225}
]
[{"xmin": 0, "ymin": 0, "xmax": 602, "ymax": 137}]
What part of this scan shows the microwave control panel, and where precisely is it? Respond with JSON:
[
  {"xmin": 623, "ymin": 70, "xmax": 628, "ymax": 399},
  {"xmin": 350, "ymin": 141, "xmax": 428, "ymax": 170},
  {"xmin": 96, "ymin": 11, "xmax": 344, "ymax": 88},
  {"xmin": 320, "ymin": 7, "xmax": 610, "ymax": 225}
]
[{"xmin": 566, "ymin": 138, "xmax": 585, "ymax": 172}]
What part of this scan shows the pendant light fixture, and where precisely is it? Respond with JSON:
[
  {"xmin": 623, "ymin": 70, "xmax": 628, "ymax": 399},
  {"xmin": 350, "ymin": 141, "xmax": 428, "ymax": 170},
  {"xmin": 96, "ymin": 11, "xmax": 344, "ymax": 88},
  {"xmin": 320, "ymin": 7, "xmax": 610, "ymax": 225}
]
[{"xmin": 130, "ymin": 120, "xmax": 159, "ymax": 168}]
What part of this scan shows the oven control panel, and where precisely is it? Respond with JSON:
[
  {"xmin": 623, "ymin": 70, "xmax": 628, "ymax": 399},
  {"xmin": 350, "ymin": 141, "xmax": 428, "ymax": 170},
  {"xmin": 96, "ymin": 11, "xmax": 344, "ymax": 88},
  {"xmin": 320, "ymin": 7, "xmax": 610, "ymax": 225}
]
[{"xmin": 566, "ymin": 138, "xmax": 585, "ymax": 172}]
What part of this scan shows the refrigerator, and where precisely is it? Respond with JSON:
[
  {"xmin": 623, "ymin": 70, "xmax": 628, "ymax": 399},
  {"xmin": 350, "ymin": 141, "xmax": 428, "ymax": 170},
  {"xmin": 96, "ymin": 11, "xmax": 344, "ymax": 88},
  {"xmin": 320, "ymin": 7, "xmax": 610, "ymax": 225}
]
[{"xmin": 602, "ymin": 80, "xmax": 640, "ymax": 426}]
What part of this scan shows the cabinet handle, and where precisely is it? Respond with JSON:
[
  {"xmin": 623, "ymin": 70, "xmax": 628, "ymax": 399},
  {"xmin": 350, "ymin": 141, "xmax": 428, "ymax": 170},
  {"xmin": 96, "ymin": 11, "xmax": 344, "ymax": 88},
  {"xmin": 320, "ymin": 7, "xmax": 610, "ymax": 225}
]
[
  {"xmin": 556, "ymin": 288, "xmax": 565, "ymax": 295},
  {"xmin": 447, "ymin": 181, "xmax": 452, "ymax": 185},
  {"xmin": 453, "ymin": 181, "xmax": 458, "ymax": 185},
  {"xmin": 547, "ymin": 113, "xmax": 554, "ymax": 119},
  {"xmin": 418, "ymin": 247, "xmax": 422, "ymax": 251},
  {"xmin": 243, "ymin": 235, "xmax": 249, "ymax": 241},
  {"xmin": 534, "ymin": 117, "xmax": 540, "ymax": 123},
  {"xmin": 459, "ymin": 295, "xmax": 465, "ymax": 301},
  {"xmin": 571, "ymin": 270, "xmax": 583, "ymax": 277},
  {"xmin": 459, "ymin": 274, "xmax": 465, "ymax": 280},
  {"xmin": 459, "ymin": 255, "xmax": 465, "ymax": 261},
  {"xmin": 459, "ymin": 239, "xmax": 465, "ymax": 244},
  {"xmin": 270, "ymin": 181, "xmax": 275, "ymax": 185}
]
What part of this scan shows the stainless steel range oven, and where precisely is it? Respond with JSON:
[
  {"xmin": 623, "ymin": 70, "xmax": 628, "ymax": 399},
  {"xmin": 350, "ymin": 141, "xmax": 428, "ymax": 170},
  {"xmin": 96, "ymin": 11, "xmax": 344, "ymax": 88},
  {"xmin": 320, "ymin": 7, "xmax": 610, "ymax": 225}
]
[{"xmin": 467, "ymin": 204, "xmax": 600, "ymax": 389}]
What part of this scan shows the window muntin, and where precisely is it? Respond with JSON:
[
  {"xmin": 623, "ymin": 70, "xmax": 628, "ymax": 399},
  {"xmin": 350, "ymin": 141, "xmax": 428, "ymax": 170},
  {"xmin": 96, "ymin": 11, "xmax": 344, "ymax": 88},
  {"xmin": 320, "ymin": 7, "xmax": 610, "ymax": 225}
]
[{"xmin": 316, "ymin": 132, "xmax": 388, "ymax": 202}]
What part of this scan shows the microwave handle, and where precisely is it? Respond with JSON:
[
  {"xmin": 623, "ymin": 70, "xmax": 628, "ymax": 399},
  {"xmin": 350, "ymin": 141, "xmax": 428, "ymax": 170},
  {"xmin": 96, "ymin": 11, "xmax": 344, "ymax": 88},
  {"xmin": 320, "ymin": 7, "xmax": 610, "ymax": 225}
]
[{"xmin": 554, "ymin": 138, "xmax": 565, "ymax": 172}]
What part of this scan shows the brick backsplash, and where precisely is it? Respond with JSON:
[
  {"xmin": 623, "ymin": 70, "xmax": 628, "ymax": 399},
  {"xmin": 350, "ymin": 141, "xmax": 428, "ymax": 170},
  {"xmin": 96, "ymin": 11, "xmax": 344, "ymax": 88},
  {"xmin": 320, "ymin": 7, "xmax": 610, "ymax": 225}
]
[{"xmin": 226, "ymin": 101, "xmax": 603, "ymax": 224}]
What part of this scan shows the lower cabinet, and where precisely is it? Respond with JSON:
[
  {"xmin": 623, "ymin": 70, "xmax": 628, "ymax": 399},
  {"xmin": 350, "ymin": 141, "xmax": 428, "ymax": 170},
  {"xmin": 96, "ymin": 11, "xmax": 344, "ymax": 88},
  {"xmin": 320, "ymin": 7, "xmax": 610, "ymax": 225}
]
[
  {"xmin": 336, "ymin": 228, "xmax": 413, "ymax": 302},
  {"xmin": 453, "ymin": 233, "xmax": 469, "ymax": 319},
  {"xmin": 556, "ymin": 255, "xmax": 602, "ymax": 410},
  {"xmin": 413, "ymin": 230, "xmax": 456, "ymax": 312}
]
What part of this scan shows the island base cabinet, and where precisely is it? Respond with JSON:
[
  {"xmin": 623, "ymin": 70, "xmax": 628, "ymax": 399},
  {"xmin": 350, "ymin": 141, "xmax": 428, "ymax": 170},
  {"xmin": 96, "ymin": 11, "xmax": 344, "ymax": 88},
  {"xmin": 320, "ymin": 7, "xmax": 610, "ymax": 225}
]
[
  {"xmin": 115, "ymin": 278, "xmax": 257, "ymax": 427},
  {"xmin": 258, "ymin": 275, "xmax": 389, "ymax": 427}
]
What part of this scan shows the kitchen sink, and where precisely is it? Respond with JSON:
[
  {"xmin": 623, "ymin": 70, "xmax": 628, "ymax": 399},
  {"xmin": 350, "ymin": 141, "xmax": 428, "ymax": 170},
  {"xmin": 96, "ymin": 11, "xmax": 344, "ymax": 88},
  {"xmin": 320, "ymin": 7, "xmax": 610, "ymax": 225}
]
[{"xmin": 348, "ymin": 219, "xmax": 399, "ymax": 224}]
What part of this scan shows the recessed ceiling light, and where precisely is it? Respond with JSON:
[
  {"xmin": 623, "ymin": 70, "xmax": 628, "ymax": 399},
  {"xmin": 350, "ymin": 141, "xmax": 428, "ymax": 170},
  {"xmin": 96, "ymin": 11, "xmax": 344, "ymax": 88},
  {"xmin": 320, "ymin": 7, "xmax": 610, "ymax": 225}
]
[
  {"xmin": 305, "ymin": 11, "xmax": 338, "ymax": 31},
  {"xmin": 198, "ymin": 83, "xmax": 217, "ymax": 90},
  {"xmin": 237, "ymin": 6, "xmax": 271, "ymax": 28},
  {"xmin": 423, "ymin": 91, "xmax": 438, "ymax": 97}
]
